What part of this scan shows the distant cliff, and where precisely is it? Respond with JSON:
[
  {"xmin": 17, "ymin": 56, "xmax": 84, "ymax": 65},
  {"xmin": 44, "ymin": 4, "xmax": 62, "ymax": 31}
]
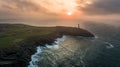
[{"xmin": 0, "ymin": 24, "xmax": 94, "ymax": 67}]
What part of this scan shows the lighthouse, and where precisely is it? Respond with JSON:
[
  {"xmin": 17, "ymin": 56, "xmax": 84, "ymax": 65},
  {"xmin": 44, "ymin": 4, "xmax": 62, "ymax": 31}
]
[{"xmin": 78, "ymin": 24, "xmax": 80, "ymax": 28}]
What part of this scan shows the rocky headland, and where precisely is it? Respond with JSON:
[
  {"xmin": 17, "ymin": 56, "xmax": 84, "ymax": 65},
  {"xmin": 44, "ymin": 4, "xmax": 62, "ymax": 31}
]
[{"xmin": 0, "ymin": 24, "xmax": 94, "ymax": 67}]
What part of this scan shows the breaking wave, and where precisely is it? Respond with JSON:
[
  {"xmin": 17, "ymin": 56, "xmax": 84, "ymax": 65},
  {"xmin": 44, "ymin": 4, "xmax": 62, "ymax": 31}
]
[{"xmin": 28, "ymin": 35, "xmax": 116, "ymax": 67}]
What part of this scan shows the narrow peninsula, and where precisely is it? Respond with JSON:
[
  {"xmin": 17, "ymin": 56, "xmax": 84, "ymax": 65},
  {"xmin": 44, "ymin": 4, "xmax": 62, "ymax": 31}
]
[{"xmin": 0, "ymin": 24, "xmax": 94, "ymax": 67}]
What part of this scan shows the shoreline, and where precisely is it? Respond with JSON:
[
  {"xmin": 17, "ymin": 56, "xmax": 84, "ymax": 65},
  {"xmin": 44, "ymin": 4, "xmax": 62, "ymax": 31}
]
[{"xmin": 0, "ymin": 24, "xmax": 94, "ymax": 67}]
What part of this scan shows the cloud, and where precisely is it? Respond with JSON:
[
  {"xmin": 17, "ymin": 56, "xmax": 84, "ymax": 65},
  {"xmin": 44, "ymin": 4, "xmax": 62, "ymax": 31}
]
[
  {"xmin": 79, "ymin": 0, "xmax": 120, "ymax": 15},
  {"xmin": 0, "ymin": 0, "xmax": 78, "ymax": 15},
  {"xmin": 0, "ymin": 0, "xmax": 49, "ymax": 19},
  {"xmin": 1, "ymin": 0, "xmax": 43, "ymax": 12},
  {"xmin": 0, "ymin": 0, "xmax": 120, "ymax": 20}
]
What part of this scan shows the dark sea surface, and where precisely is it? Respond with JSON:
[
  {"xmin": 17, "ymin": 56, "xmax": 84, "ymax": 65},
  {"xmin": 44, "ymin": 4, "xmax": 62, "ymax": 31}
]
[{"xmin": 28, "ymin": 23, "xmax": 120, "ymax": 67}]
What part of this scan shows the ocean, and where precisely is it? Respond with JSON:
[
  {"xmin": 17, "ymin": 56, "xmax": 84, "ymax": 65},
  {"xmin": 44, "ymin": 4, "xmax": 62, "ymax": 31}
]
[{"xmin": 28, "ymin": 23, "xmax": 120, "ymax": 67}]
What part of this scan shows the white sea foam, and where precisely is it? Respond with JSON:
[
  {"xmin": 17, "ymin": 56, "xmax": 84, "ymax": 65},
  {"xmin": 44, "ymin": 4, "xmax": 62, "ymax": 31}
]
[
  {"xmin": 104, "ymin": 42, "xmax": 114, "ymax": 49},
  {"xmin": 95, "ymin": 35, "xmax": 99, "ymax": 39},
  {"xmin": 28, "ymin": 36, "xmax": 66, "ymax": 67}
]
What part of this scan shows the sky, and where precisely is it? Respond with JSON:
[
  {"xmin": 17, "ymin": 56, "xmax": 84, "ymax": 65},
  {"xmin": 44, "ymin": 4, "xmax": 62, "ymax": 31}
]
[{"xmin": 0, "ymin": 0, "xmax": 120, "ymax": 26}]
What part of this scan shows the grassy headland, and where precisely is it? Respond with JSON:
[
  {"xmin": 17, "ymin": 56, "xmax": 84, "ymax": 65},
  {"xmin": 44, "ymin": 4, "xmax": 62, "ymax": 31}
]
[
  {"xmin": 0, "ymin": 24, "xmax": 93, "ymax": 48},
  {"xmin": 0, "ymin": 24, "xmax": 94, "ymax": 67}
]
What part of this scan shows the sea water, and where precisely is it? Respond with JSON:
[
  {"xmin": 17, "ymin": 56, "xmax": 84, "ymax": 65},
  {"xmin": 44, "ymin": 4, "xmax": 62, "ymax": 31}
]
[{"xmin": 28, "ymin": 23, "xmax": 120, "ymax": 67}]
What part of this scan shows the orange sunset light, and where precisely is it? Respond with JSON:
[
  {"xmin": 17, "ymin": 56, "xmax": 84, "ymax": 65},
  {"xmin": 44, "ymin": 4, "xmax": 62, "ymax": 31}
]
[
  {"xmin": 59, "ymin": 11, "xmax": 82, "ymax": 20},
  {"xmin": 32, "ymin": 0, "xmax": 95, "ymax": 18},
  {"xmin": 67, "ymin": 12, "xmax": 73, "ymax": 16}
]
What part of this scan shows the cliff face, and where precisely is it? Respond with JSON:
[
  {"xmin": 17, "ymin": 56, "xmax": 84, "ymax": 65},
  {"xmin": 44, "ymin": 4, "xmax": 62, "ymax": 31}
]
[{"xmin": 0, "ymin": 24, "xmax": 94, "ymax": 67}]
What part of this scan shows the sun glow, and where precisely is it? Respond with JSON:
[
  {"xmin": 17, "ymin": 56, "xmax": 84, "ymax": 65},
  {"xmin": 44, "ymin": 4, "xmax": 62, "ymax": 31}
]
[
  {"xmin": 67, "ymin": 12, "xmax": 73, "ymax": 16},
  {"xmin": 33, "ymin": 0, "xmax": 94, "ymax": 15}
]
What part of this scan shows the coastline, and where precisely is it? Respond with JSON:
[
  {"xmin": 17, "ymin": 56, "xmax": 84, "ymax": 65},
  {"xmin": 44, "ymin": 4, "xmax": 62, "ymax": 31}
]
[{"xmin": 0, "ymin": 24, "xmax": 94, "ymax": 67}]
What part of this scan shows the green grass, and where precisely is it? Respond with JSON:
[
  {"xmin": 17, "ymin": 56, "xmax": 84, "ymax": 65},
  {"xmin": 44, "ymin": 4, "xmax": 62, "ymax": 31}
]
[
  {"xmin": 0, "ymin": 25, "xmax": 55, "ymax": 48},
  {"xmin": 0, "ymin": 24, "xmax": 93, "ymax": 48}
]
